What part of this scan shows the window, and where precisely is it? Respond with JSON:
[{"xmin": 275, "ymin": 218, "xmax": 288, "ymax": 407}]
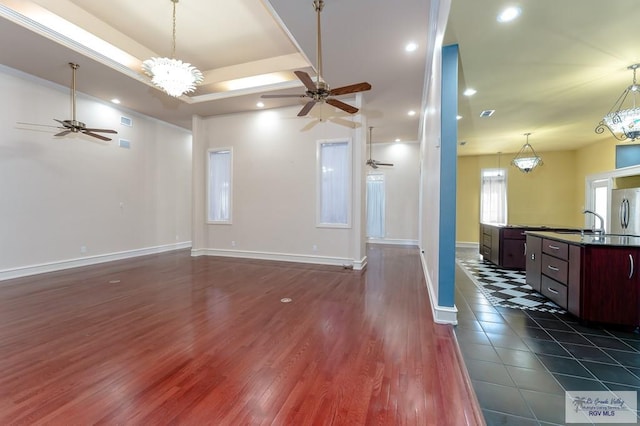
[
  {"xmin": 207, "ymin": 149, "xmax": 232, "ymax": 223},
  {"xmin": 480, "ymin": 168, "xmax": 507, "ymax": 224},
  {"xmin": 317, "ymin": 140, "xmax": 351, "ymax": 227}
]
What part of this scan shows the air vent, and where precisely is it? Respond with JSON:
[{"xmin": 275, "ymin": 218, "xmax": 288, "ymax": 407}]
[
  {"xmin": 118, "ymin": 139, "xmax": 131, "ymax": 149},
  {"xmin": 480, "ymin": 110, "xmax": 495, "ymax": 117},
  {"xmin": 120, "ymin": 116, "xmax": 132, "ymax": 127}
]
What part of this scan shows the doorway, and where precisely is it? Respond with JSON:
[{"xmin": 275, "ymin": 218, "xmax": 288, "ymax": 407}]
[{"xmin": 366, "ymin": 174, "xmax": 385, "ymax": 238}]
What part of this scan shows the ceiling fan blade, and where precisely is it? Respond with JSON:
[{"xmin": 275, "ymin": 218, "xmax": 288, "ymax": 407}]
[
  {"xmin": 261, "ymin": 94, "xmax": 307, "ymax": 99},
  {"xmin": 16, "ymin": 122, "xmax": 59, "ymax": 129},
  {"xmin": 301, "ymin": 119, "xmax": 320, "ymax": 132},
  {"xmin": 326, "ymin": 98, "xmax": 358, "ymax": 114},
  {"xmin": 298, "ymin": 101, "xmax": 317, "ymax": 117},
  {"xmin": 294, "ymin": 71, "xmax": 317, "ymax": 92},
  {"xmin": 54, "ymin": 119, "xmax": 73, "ymax": 128},
  {"xmin": 328, "ymin": 117, "xmax": 358, "ymax": 129},
  {"xmin": 83, "ymin": 128, "xmax": 117, "ymax": 134},
  {"xmin": 83, "ymin": 131, "xmax": 112, "ymax": 141},
  {"xmin": 54, "ymin": 130, "xmax": 72, "ymax": 137},
  {"xmin": 329, "ymin": 82, "xmax": 372, "ymax": 96}
]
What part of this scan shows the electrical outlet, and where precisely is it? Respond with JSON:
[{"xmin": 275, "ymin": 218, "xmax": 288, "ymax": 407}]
[
  {"xmin": 312, "ymin": 244, "xmax": 317, "ymax": 252},
  {"xmin": 80, "ymin": 245, "xmax": 87, "ymax": 253},
  {"xmin": 231, "ymin": 241, "xmax": 236, "ymax": 247}
]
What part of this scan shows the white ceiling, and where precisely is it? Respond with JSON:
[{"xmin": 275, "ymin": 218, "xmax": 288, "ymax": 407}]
[
  {"xmin": 0, "ymin": 0, "xmax": 429, "ymax": 144},
  {"xmin": 3, "ymin": 0, "xmax": 635, "ymax": 155},
  {"xmin": 447, "ymin": 0, "xmax": 640, "ymax": 156}
]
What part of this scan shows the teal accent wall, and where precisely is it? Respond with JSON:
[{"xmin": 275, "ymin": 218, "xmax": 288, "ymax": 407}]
[{"xmin": 438, "ymin": 44, "xmax": 458, "ymax": 307}]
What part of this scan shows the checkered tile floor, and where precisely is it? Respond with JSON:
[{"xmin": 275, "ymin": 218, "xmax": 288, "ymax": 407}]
[{"xmin": 457, "ymin": 256, "xmax": 566, "ymax": 314}]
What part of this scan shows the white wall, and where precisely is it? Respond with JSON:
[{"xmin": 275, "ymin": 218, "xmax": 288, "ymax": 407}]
[
  {"xmin": 0, "ymin": 66, "xmax": 192, "ymax": 278},
  {"xmin": 367, "ymin": 142, "xmax": 420, "ymax": 243},
  {"xmin": 191, "ymin": 105, "xmax": 367, "ymax": 268},
  {"xmin": 418, "ymin": 0, "xmax": 455, "ymax": 324}
]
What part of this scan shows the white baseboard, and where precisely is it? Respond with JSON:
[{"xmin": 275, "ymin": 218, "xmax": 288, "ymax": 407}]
[
  {"xmin": 456, "ymin": 241, "xmax": 479, "ymax": 249},
  {"xmin": 367, "ymin": 238, "xmax": 419, "ymax": 246},
  {"xmin": 419, "ymin": 250, "xmax": 458, "ymax": 325},
  {"xmin": 191, "ymin": 248, "xmax": 365, "ymax": 270},
  {"xmin": 353, "ymin": 256, "xmax": 368, "ymax": 271},
  {"xmin": 0, "ymin": 242, "xmax": 192, "ymax": 281}
]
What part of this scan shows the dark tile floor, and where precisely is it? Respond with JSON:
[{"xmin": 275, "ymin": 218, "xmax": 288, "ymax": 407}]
[{"xmin": 455, "ymin": 248, "xmax": 640, "ymax": 425}]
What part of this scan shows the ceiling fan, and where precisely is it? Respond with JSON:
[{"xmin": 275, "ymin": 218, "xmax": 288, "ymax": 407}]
[
  {"xmin": 19, "ymin": 63, "xmax": 118, "ymax": 141},
  {"xmin": 261, "ymin": 0, "xmax": 371, "ymax": 117},
  {"xmin": 366, "ymin": 126, "xmax": 393, "ymax": 169}
]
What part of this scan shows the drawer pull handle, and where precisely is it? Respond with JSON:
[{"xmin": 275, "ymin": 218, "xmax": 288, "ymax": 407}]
[
  {"xmin": 547, "ymin": 265, "xmax": 559, "ymax": 272},
  {"xmin": 630, "ymin": 254, "xmax": 634, "ymax": 279},
  {"xmin": 548, "ymin": 245, "xmax": 560, "ymax": 250},
  {"xmin": 547, "ymin": 287, "xmax": 559, "ymax": 295}
]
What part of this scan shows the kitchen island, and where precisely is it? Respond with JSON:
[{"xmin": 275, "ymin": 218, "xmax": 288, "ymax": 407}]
[
  {"xmin": 526, "ymin": 231, "xmax": 640, "ymax": 328},
  {"xmin": 479, "ymin": 223, "xmax": 582, "ymax": 270}
]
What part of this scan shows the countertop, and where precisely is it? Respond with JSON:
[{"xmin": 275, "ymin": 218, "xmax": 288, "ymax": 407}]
[
  {"xmin": 526, "ymin": 231, "xmax": 640, "ymax": 247},
  {"xmin": 481, "ymin": 223, "xmax": 585, "ymax": 230}
]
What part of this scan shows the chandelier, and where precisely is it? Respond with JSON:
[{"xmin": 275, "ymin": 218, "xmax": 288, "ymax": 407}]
[
  {"xmin": 595, "ymin": 64, "xmax": 640, "ymax": 141},
  {"xmin": 511, "ymin": 132, "xmax": 543, "ymax": 173},
  {"xmin": 142, "ymin": 0, "xmax": 203, "ymax": 97}
]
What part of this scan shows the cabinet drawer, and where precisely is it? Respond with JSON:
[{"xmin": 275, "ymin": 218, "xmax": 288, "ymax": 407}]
[
  {"xmin": 481, "ymin": 245, "xmax": 491, "ymax": 258},
  {"xmin": 541, "ymin": 275, "xmax": 567, "ymax": 309},
  {"xmin": 483, "ymin": 234, "xmax": 492, "ymax": 247},
  {"xmin": 503, "ymin": 228, "xmax": 526, "ymax": 239},
  {"xmin": 542, "ymin": 253, "xmax": 568, "ymax": 284},
  {"xmin": 542, "ymin": 239, "xmax": 568, "ymax": 260}
]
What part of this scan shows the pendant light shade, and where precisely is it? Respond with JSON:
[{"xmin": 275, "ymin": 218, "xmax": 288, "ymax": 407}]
[
  {"xmin": 595, "ymin": 64, "xmax": 640, "ymax": 141},
  {"xmin": 511, "ymin": 133, "xmax": 543, "ymax": 173}
]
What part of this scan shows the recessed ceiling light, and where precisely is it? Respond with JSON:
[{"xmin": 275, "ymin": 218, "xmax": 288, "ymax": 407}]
[
  {"xmin": 463, "ymin": 88, "xmax": 477, "ymax": 97},
  {"xmin": 395, "ymin": 138, "xmax": 401, "ymax": 142},
  {"xmin": 256, "ymin": 101, "xmax": 265, "ymax": 108},
  {"xmin": 497, "ymin": 6, "xmax": 521, "ymax": 23},
  {"xmin": 457, "ymin": 115, "xmax": 462, "ymax": 120},
  {"xmin": 408, "ymin": 110, "xmax": 416, "ymax": 116},
  {"xmin": 405, "ymin": 42, "xmax": 418, "ymax": 52},
  {"xmin": 111, "ymin": 98, "xmax": 121, "ymax": 104}
]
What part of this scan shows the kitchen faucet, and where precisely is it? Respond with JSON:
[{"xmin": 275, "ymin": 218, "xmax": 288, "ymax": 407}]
[{"xmin": 583, "ymin": 209, "xmax": 605, "ymax": 235}]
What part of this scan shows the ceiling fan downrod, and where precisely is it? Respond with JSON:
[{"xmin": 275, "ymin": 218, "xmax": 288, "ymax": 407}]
[
  {"xmin": 69, "ymin": 62, "xmax": 82, "ymax": 129},
  {"xmin": 314, "ymin": 0, "xmax": 325, "ymax": 88}
]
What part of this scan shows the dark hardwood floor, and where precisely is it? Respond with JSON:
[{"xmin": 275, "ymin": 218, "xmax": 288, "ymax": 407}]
[{"xmin": 0, "ymin": 245, "xmax": 482, "ymax": 425}]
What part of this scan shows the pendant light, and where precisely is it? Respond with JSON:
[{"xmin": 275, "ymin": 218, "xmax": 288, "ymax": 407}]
[
  {"xmin": 142, "ymin": 0, "xmax": 203, "ymax": 97},
  {"xmin": 511, "ymin": 133, "xmax": 543, "ymax": 173}
]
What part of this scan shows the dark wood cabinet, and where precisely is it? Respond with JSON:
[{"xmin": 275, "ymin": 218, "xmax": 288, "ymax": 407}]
[
  {"xmin": 539, "ymin": 239, "xmax": 570, "ymax": 309},
  {"xmin": 525, "ymin": 235, "xmax": 542, "ymax": 292},
  {"xmin": 525, "ymin": 232, "xmax": 639, "ymax": 327},
  {"xmin": 581, "ymin": 246, "xmax": 640, "ymax": 326},
  {"xmin": 567, "ymin": 245, "xmax": 582, "ymax": 317},
  {"xmin": 479, "ymin": 224, "xmax": 528, "ymax": 269}
]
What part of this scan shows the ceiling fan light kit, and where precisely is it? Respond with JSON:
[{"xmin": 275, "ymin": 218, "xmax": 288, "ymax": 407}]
[
  {"xmin": 511, "ymin": 132, "xmax": 542, "ymax": 173},
  {"xmin": 261, "ymin": 0, "xmax": 371, "ymax": 117},
  {"xmin": 142, "ymin": 0, "xmax": 203, "ymax": 97},
  {"xmin": 595, "ymin": 63, "xmax": 640, "ymax": 141}
]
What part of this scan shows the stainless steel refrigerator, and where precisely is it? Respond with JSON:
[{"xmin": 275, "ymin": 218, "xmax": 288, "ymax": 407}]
[{"xmin": 611, "ymin": 187, "xmax": 640, "ymax": 236}]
